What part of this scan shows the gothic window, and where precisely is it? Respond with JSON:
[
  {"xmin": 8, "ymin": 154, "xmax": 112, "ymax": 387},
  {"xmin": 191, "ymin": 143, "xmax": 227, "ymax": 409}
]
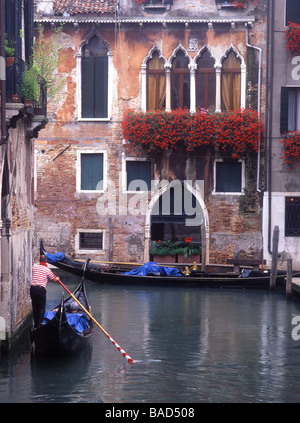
[
  {"xmin": 196, "ymin": 49, "xmax": 216, "ymax": 110},
  {"xmin": 147, "ymin": 50, "xmax": 166, "ymax": 111},
  {"xmin": 221, "ymin": 51, "xmax": 241, "ymax": 111},
  {"xmin": 81, "ymin": 33, "xmax": 109, "ymax": 119},
  {"xmin": 171, "ymin": 49, "xmax": 190, "ymax": 109}
]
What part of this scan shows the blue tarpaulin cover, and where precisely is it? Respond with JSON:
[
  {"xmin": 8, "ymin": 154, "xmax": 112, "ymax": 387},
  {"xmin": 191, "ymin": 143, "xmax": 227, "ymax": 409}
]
[
  {"xmin": 124, "ymin": 261, "xmax": 182, "ymax": 277},
  {"xmin": 46, "ymin": 252, "xmax": 65, "ymax": 263},
  {"xmin": 43, "ymin": 311, "xmax": 89, "ymax": 334}
]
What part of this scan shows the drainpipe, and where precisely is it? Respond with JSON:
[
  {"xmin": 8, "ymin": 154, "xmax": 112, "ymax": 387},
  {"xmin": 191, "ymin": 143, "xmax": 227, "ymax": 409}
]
[
  {"xmin": 266, "ymin": 0, "xmax": 274, "ymax": 255},
  {"xmin": 245, "ymin": 23, "xmax": 262, "ymax": 193},
  {"xmin": 0, "ymin": 0, "xmax": 7, "ymax": 146}
]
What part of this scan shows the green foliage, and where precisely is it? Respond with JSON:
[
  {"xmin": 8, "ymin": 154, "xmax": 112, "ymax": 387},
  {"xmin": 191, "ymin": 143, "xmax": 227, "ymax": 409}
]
[
  {"xmin": 4, "ymin": 34, "xmax": 15, "ymax": 57},
  {"xmin": 150, "ymin": 240, "xmax": 177, "ymax": 256},
  {"xmin": 150, "ymin": 239, "xmax": 201, "ymax": 258},
  {"xmin": 32, "ymin": 23, "xmax": 66, "ymax": 103},
  {"xmin": 21, "ymin": 64, "xmax": 39, "ymax": 101}
]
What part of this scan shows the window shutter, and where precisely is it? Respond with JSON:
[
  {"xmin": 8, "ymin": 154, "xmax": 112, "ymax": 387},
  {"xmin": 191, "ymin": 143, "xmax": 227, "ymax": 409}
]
[
  {"xmin": 127, "ymin": 161, "xmax": 151, "ymax": 191},
  {"xmin": 82, "ymin": 57, "xmax": 95, "ymax": 118},
  {"xmin": 81, "ymin": 153, "xmax": 103, "ymax": 190},
  {"xmin": 280, "ymin": 87, "xmax": 289, "ymax": 134},
  {"xmin": 94, "ymin": 56, "xmax": 108, "ymax": 118}
]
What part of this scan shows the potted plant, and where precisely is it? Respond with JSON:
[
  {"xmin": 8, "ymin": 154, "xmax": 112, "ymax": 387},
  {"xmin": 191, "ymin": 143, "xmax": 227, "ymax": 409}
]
[
  {"xmin": 176, "ymin": 237, "xmax": 202, "ymax": 263},
  {"xmin": 4, "ymin": 35, "xmax": 15, "ymax": 66},
  {"xmin": 150, "ymin": 240, "xmax": 177, "ymax": 263},
  {"xmin": 21, "ymin": 64, "xmax": 39, "ymax": 106}
]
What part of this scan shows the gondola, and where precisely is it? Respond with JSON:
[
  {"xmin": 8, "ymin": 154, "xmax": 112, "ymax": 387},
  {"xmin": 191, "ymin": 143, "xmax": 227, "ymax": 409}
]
[
  {"xmin": 30, "ymin": 277, "xmax": 92, "ymax": 356},
  {"xmin": 40, "ymin": 241, "xmax": 297, "ymax": 289}
]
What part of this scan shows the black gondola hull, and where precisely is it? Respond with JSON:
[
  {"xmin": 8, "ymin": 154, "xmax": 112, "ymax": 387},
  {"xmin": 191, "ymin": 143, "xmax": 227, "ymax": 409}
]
[
  {"xmin": 31, "ymin": 275, "xmax": 92, "ymax": 356},
  {"xmin": 51, "ymin": 257, "xmax": 289, "ymax": 289},
  {"xmin": 31, "ymin": 312, "xmax": 91, "ymax": 356}
]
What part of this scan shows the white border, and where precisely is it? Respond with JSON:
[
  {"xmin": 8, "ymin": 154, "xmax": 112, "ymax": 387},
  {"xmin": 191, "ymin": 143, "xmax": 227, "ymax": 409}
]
[{"xmin": 75, "ymin": 228, "xmax": 106, "ymax": 254}]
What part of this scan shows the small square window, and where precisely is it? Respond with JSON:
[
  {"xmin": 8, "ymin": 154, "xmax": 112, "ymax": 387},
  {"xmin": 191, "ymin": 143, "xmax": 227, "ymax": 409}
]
[
  {"xmin": 126, "ymin": 160, "xmax": 151, "ymax": 191},
  {"xmin": 215, "ymin": 160, "xmax": 243, "ymax": 193},
  {"xmin": 79, "ymin": 232, "xmax": 103, "ymax": 250}
]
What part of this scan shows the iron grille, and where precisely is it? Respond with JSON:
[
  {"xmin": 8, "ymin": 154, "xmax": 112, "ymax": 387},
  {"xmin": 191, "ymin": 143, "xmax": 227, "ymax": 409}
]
[
  {"xmin": 285, "ymin": 197, "xmax": 300, "ymax": 237},
  {"xmin": 79, "ymin": 232, "xmax": 103, "ymax": 250}
]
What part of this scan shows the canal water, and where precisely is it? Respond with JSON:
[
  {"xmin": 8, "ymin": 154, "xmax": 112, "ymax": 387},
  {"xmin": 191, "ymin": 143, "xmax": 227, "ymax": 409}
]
[{"xmin": 1, "ymin": 270, "xmax": 300, "ymax": 403}]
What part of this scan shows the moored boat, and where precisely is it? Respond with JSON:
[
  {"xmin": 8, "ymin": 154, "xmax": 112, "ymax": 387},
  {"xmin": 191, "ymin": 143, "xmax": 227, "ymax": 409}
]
[{"xmin": 40, "ymin": 241, "xmax": 296, "ymax": 289}]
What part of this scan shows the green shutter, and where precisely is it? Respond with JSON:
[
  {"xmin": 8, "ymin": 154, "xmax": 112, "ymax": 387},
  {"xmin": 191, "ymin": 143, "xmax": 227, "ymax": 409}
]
[
  {"xmin": 81, "ymin": 153, "xmax": 103, "ymax": 190},
  {"xmin": 280, "ymin": 87, "xmax": 289, "ymax": 134},
  {"xmin": 82, "ymin": 57, "xmax": 95, "ymax": 118},
  {"xmin": 94, "ymin": 56, "xmax": 108, "ymax": 118},
  {"xmin": 127, "ymin": 161, "xmax": 151, "ymax": 191}
]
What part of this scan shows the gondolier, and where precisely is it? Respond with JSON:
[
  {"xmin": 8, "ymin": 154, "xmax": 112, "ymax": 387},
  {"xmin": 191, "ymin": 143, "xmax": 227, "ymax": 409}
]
[{"xmin": 30, "ymin": 254, "xmax": 61, "ymax": 328}]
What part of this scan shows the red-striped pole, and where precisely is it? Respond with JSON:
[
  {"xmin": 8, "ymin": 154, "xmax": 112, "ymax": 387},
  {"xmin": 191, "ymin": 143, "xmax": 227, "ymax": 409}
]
[{"xmin": 57, "ymin": 279, "xmax": 134, "ymax": 364}]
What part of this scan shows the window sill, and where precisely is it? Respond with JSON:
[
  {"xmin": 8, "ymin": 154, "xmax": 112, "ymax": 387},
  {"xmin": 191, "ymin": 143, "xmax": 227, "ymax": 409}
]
[
  {"xmin": 212, "ymin": 191, "xmax": 243, "ymax": 196},
  {"xmin": 216, "ymin": 2, "xmax": 236, "ymax": 10},
  {"xmin": 142, "ymin": 4, "xmax": 171, "ymax": 10},
  {"xmin": 78, "ymin": 117, "xmax": 111, "ymax": 122}
]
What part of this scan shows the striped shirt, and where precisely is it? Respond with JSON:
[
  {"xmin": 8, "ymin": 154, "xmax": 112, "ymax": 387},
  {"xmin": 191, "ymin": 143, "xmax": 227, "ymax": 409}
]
[{"xmin": 31, "ymin": 264, "xmax": 57, "ymax": 288}]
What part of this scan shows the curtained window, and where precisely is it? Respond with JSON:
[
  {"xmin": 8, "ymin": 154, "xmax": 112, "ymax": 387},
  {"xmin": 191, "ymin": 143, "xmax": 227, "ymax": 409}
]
[
  {"xmin": 221, "ymin": 51, "xmax": 241, "ymax": 111},
  {"xmin": 287, "ymin": 88, "xmax": 300, "ymax": 131},
  {"xmin": 147, "ymin": 51, "xmax": 166, "ymax": 111},
  {"xmin": 171, "ymin": 50, "xmax": 190, "ymax": 109},
  {"xmin": 196, "ymin": 49, "xmax": 216, "ymax": 110}
]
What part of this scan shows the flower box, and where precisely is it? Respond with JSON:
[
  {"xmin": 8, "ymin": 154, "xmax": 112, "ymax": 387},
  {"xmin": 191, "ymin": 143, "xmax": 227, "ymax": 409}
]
[
  {"xmin": 177, "ymin": 253, "xmax": 201, "ymax": 264},
  {"xmin": 153, "ymin": 255, "xmax": 176, "ymax": 264}
]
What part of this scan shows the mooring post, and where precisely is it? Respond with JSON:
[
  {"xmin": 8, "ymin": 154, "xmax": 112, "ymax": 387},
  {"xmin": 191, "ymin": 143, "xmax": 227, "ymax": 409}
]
[
  {"xmin": 270, "ymin": 225, "xmax": 279, "ymax": 289},
  {"xmin": 286, "ymin": 258, "xmax": 292, "ymax": 299}
]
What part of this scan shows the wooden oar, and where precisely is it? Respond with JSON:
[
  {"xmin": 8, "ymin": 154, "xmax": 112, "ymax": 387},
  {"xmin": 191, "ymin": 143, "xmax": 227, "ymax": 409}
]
[{"xmin": 57, "ymin": 278, "xmax": 134, "ymax": 364}]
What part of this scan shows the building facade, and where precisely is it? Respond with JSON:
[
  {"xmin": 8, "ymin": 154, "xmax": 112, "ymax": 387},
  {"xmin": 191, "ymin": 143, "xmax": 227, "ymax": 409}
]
[
  {"xmin": 263, "ymin": 0, "xmax": 300, "ymax": 270},
  {"xmin": 0, "ymin": 0, "xmax": 47, "ymax": 352},
  {"xmin": 34, "ymin": 0, "xmax": 267, "ymax": 267}
]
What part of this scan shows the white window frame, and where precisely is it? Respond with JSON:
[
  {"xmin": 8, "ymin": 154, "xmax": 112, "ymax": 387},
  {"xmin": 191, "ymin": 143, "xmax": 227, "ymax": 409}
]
[
  {"xmin": 75, "ymin": 229, "xmax": 106, "ymax": 254},
  {"xmin": 76, "ymin": 150, "xmax": 107, "ymax": 193},
  {"xmin": 212, "ymin": 158, "xmax": 245, "ymax": 195},
  {"xmin": 122, "ymin": 153, "xmax": 152, "ymax": 193}
]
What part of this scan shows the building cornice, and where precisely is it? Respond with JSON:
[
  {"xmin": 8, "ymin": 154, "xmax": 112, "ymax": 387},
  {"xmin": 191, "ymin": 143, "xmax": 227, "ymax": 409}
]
[{"xmin": 34, "ymin": 16, "xmax": 255, "ymax": 26}]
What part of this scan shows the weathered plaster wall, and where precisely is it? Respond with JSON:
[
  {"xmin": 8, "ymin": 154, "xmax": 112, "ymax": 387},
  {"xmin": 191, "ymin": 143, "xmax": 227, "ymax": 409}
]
[{"xmin": 34, "ymin": 1, "xmax": 267, "ymax": 264}]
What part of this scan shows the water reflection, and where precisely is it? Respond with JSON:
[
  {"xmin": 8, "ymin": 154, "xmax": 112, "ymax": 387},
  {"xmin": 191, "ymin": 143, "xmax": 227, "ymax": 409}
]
[{"xmin": 1, "ymin": 274, "xmax": 300, "ymax": 403}]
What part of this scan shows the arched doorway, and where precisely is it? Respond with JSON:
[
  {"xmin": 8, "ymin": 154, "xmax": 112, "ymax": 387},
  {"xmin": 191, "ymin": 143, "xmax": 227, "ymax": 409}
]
[{"xmin": 144, "ymin": 180, "xmax": 209, "ymax": 265}]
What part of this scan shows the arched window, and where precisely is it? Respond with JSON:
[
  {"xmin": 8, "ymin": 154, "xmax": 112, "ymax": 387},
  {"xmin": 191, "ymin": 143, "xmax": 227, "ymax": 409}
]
[
  {"xmin": 147, "ymin": 50, "xmax": 166, "ymax": 111},
  {"xmin": 171, "ymin": 50, "xmax": 190, "ymax": 109},
  {"xmin": 221, "ymin": 50, "xmax": 241, "ymax": 111},
  {"xmin": 196, "ymin": 49, "xmax": 216, "ymax": 110},
  {"xmin": 81, "ymin": 33, "xmax": 109, "ymax": 119}
]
